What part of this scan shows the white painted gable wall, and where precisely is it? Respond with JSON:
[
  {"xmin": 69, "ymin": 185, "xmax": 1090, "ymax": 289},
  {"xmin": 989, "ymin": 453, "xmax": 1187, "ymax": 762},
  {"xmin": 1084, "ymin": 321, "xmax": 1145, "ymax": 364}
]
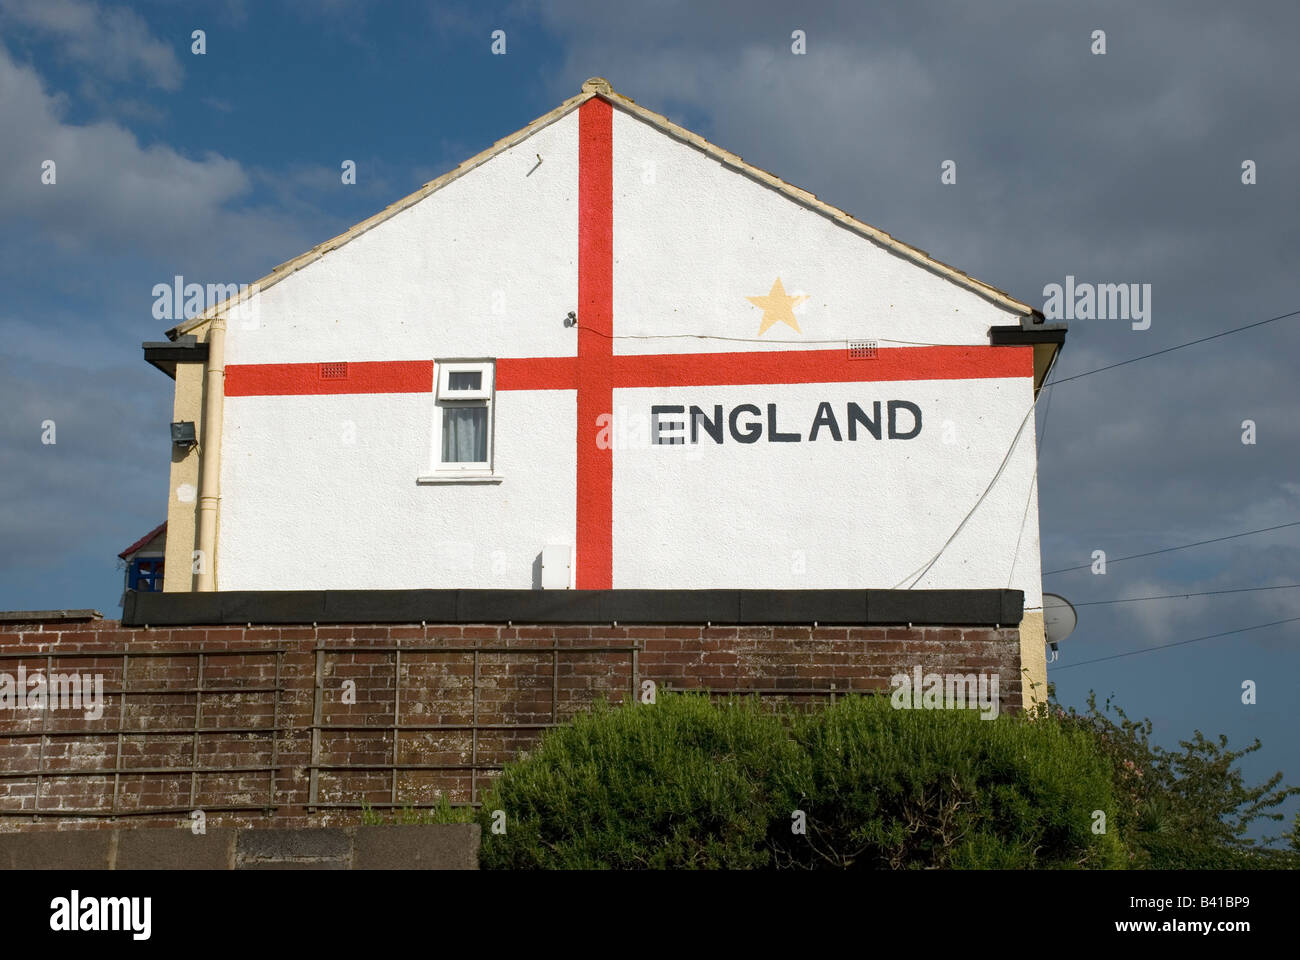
[{"xmin": 214, "ymin": 105, "xmax": 1041, "ymax": 609}]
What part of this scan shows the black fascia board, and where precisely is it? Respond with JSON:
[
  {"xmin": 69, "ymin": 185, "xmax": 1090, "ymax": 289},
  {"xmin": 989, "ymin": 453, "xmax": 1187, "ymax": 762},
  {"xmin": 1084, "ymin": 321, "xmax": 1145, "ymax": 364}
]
[
  {"xmin": 988, "ymin": 324, "xmax": 1068, "ymax": 346},
  {"xmin": 122, "ymin": 589, "xmax": 1026, "ymax": 628},
  {"xmin": 143, "ymin": 335, "xmax": 208, "ymax": 379}
]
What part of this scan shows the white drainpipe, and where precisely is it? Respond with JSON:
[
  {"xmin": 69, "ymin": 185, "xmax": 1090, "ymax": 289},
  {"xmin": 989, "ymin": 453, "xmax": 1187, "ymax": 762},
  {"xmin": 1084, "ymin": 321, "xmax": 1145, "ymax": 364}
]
[{"xmin": 195, "ymin": 316, "xmax": 226, "ymax": 591}]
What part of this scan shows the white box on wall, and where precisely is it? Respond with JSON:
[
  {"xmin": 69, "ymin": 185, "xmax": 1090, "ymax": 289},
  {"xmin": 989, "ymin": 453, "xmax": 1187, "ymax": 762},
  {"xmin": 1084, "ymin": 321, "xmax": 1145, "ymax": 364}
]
[{"xmin": 541, "ymin": 544, "xmax": 572, "ymax": 590}]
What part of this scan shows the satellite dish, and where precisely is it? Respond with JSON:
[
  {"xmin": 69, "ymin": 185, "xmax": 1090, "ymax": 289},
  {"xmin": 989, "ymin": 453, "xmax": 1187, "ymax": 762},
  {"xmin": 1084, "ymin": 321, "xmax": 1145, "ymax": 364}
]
[{"xmin": 1042, "ymin": 593, "xmax": 1077, "ymax": 663}]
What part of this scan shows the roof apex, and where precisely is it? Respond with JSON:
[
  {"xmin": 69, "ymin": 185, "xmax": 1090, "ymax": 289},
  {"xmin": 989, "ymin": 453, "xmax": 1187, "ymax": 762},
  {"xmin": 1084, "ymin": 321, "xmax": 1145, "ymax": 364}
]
[{"xmin": 166, "ymin": 82, "xmax": 1033, "ymax": 339}]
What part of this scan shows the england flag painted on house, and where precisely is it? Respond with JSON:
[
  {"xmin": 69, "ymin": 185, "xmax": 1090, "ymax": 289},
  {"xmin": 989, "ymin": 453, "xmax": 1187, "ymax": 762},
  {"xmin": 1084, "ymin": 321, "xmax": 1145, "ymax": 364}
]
[{"xmin": 147, "ymin": 79, "xmax": 1064, "ymax": 630}]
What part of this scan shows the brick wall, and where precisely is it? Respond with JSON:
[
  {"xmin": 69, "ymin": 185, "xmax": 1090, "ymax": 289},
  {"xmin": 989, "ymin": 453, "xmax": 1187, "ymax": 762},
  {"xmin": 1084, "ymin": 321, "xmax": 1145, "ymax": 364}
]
[{"xmin": 0, "ymin": 618, "xmax": 1021, "ymax": 831}]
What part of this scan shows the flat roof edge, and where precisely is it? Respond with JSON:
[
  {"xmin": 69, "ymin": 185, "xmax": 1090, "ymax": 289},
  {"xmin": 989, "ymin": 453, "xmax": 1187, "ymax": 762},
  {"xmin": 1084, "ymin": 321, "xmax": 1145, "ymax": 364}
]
[
  {"xmin": 122, "ymin": 589, "xmax": 1025, "ymax": 628},
  {"xmin": 0, "ymin": 609, "xmax": 103, "ymax": 625}
]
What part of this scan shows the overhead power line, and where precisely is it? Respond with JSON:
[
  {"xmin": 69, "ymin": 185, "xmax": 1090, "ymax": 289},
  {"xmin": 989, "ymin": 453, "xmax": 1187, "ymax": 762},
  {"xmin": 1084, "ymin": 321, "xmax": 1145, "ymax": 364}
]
[
  {"xmin": 1068, "ymin": 583, "xmax": 1300, "ymax": 607},
  {"xmin": 1050, "ymin": 616, "xmax": 1300, "ymax": 670},
  {"xmin": 1044, "ymin": 520, "xmax": 1300, "ymax": 575},
  {"xmin": 1044, "ymin": 307, "xmax": 1300, "ymax": 387}
]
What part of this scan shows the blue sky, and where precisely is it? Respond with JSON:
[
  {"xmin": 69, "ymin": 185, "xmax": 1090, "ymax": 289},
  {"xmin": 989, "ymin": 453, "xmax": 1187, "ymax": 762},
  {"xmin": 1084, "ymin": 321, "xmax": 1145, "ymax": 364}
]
[{"xmin": 1, "ymin": 0, "xmax": 1297, "ymax": 840}]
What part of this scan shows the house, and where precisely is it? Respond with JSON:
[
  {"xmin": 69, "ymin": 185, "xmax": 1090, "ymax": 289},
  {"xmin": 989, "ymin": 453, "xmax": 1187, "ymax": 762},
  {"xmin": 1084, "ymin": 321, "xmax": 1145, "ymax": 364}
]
[
  {"xmin": 117, "ymin": 521, "xmax": 165, "ymax": 601},
  {"xmin": 137, "ymin": 78, "xmax": 1065, "ymax": 698}
]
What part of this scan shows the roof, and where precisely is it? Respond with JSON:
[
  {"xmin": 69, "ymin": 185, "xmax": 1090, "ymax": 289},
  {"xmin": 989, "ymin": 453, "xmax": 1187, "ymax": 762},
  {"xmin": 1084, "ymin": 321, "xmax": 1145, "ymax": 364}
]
[
  {"xmin": 119, "ymin": 521, "xmax": 167, "ymax": 560},
  {"xmin": 167, "ymin": 77, "xmax": 1036, "ymax": 340}
]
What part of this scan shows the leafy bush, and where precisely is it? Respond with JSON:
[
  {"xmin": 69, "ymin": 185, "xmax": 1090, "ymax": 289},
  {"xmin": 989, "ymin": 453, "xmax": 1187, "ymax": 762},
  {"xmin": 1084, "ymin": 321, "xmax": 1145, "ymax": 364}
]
[
  {"xmin": 476, "ymin": 694, "xmax": 802, "ymax": 869},
  {"xmin": 772, "ymin": 693, "xmax": 1125, "ymax": 869},
  {"xmin": 475, "ymin": 693, "xmax": 1124, "ymax": 869},
  {"xmin": 1050, "ymin": 692, "xmax": 1300, "ymax": 869},
  {"xmin": 358, "ymin": 688, "xmax": 1297, "ymax": 870}
]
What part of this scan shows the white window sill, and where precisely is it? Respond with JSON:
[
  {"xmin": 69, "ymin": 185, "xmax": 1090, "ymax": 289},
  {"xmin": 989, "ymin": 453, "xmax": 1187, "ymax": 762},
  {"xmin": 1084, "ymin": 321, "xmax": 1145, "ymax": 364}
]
[{"xmin": 417, "ymin": 473, "xmax": 504, "ymax": 485}]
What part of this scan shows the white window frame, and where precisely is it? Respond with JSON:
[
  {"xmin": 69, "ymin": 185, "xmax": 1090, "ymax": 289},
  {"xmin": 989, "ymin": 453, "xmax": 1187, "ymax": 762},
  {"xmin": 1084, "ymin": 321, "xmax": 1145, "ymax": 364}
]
[
  {"xmin": 419, "ymin": 359, "xmax": 501, "ymax": 484},
  {"xmin": 437, "ymin": 362, "xmax": 493, "ymax": 401}
]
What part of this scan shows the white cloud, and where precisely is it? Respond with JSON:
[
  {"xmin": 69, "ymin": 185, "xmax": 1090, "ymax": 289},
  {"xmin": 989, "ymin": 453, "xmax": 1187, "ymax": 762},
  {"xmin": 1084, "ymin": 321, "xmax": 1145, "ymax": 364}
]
[
  {"xmin": 0, "ymin": 41, "xmax": 317, "ymax": 269},
  {"xmin": 0, "ymin": 0, "xmax": 183, "ymax": 90}
]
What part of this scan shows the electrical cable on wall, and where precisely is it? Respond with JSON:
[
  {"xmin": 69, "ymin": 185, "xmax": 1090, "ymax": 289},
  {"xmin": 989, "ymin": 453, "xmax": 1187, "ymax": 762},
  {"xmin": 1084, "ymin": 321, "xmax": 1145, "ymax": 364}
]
[
  {"xmin": 1007, "ymin": 351, "xmax": 1061, "ymax": 589},
  {"xmin": 894, "ymin": 379, "xmax": 1047, "ymax": 590},
  {"xmin": 579, "ymin": 303, "xmax": 1299, "ymax": 382}
]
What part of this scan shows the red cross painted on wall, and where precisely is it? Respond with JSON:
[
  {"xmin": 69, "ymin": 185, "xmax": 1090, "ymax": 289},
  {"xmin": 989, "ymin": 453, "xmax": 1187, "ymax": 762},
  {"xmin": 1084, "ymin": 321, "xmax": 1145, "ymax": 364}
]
[{"xmin": 225, "ymin": 98, "xmax": 1031, "ymax": 589}]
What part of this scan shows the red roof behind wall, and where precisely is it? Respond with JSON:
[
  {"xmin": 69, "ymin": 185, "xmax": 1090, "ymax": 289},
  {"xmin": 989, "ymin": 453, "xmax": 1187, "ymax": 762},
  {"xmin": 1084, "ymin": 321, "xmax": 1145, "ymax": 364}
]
[{"xmin": 119, "ymin": 521, "xmax": 167, "ymax": 560}]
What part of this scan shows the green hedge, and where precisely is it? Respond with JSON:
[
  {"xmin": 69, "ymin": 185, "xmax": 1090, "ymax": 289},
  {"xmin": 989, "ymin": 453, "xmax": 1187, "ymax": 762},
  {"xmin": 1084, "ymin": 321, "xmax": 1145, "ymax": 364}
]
[
  {"xmin": 473, "ymin": 693, "xmax": 1125, "ymax": 870},
  {"xmin": 773, "ymin": 693, "xmax": 1125, "ymax": 869},
  {"xmin": 476, "ymin": 694, "xmax": 801, "ymax": 869}
]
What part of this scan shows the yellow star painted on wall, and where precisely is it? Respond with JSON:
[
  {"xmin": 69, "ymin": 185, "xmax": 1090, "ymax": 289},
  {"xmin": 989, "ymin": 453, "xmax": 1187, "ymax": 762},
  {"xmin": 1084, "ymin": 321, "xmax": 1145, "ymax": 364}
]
[{"xmin": 746, "ymin": 277, "xmax": 808, "ymax": 335}]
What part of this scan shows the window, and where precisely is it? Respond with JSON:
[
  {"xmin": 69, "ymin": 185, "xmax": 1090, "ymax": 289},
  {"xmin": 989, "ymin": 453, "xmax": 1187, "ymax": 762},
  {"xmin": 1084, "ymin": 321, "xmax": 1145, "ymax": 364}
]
[
  {"xmin": 128, "ymin": 557, "xmax": 164, "ymax": 592},
  {"xmin": 427, "ymin": 360, "xmax": 497, "ymax": 480}
]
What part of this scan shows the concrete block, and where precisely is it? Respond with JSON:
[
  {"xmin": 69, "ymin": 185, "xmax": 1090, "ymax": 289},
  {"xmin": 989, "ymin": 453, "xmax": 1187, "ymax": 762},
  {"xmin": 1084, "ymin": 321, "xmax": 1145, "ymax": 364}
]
[
  {"xmin": 238, "ymin": 859, "xmax": 349, "ymax": 870},
  {"xmin": 0, "ymin": 830, "xmax": 112, "ymax": 870},
  {"xmin": 236, "ymin": 828, "xmax": 350, "ymax": 863},
  {"xmin": 115, "ymin": 828, "xmax": 235, "ymax": 870},
  {"xmin": 351, "ymin": 824, "xmax": 480, "ymax": 870}
]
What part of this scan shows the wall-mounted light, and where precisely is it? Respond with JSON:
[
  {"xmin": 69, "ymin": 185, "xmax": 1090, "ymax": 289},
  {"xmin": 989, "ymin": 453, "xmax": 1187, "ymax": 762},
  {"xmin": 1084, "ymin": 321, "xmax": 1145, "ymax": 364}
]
[
  {"xmin": 170, "ymin": 421, "xmax": 197, "ymax": 448},
  {"xmin": 564, "ymin": 311, "xmax": 577, "ymax": 328}
]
